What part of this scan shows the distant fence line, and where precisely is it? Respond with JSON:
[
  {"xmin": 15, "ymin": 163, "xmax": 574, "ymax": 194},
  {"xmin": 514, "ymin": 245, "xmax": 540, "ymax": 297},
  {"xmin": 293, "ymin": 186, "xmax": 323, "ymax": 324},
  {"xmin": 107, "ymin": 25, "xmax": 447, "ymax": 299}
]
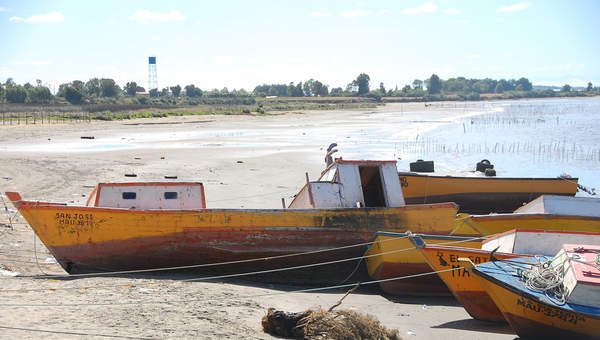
[{"xmin": 1, "ymin": 111, "xmax": 92, "ymax": 125}]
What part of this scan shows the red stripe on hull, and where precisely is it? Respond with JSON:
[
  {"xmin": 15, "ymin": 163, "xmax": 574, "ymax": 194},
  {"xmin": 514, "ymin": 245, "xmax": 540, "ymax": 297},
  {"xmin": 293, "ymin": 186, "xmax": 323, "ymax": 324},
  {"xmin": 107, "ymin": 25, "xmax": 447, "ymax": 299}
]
[
  {"xmin": 372, "ymin": 262, "xmax": 450, "ymax": 296},
  {"xmin": 503, "ymin": 312, "xmax": 599, "ymax": 340},
  {"xmin": 454, "ymin": 290, "xmax": 505, "ymax": 322},
  {"xmin": 48, "ymin": 229, "xmax": 376, "ymax": 284}
]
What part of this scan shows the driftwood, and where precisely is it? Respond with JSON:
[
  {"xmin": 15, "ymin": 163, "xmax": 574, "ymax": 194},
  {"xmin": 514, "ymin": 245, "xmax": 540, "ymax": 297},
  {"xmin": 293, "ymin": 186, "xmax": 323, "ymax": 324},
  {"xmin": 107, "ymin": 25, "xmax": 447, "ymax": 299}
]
[{"xmin": 261, "ymin": 284, "xmax": 402, "ymax": 340}]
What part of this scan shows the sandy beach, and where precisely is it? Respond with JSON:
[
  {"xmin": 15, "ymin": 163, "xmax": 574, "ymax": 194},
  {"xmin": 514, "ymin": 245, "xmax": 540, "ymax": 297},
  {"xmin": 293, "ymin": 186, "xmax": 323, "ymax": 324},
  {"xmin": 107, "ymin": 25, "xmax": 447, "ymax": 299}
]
[{"xmin": 0, "ymin": 103, "xmax": 518, "ymax": 339}]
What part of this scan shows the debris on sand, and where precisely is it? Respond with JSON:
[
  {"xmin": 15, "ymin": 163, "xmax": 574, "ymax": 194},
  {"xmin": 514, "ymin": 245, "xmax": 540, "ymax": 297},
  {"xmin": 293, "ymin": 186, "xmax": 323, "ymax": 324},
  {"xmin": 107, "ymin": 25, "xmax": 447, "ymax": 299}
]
[
  {"xmin": 261, "ymin": 308, "xmax": 402, "ymax": 340},
  {"xmin": 262, "ymin": 285, "xmax": 401, "ymax": 339}
]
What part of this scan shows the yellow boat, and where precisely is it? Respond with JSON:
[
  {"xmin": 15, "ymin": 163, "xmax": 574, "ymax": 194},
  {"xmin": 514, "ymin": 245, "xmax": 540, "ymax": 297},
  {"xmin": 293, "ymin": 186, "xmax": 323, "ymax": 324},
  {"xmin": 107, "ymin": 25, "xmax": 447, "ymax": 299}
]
[
  {"xmin": 6, "ymin": 158, "xmax": 459, "ymax": 283},
  {"xmin": 412, "ymin": 229, "xmax": 600, "ymax": 322},
  {"xmin": 453, "ymin": 195, "xmax": 600, "ymax": 235},
  {"xmin": 398, "ymin": 170, "xmax": 578, "ymax": 214},
  {"xmin": 364, "ymin": 232, "xmax": 483, "ymax": 295},
  {"xmin": 462, "ymin": 245, "xmax": 600, "ymax": 339}
]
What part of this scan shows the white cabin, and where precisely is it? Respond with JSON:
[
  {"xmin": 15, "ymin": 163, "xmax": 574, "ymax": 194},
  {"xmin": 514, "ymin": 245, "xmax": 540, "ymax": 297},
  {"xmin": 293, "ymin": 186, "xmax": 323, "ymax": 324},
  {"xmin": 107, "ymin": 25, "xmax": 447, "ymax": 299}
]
[
  {"xmin": 514, "ymin": 195, "xmax": 600, "ymax": 217},
  {"xmin": 86, "ymin": 182, "xmax": 206, "ymax": 210},
  {"xmin": 288, "ymin": 159, "xmax": 406, "ymax": 209},
  {"xmin": 481, "ymin": 229, "xmax": 600, "ymax": 256}
]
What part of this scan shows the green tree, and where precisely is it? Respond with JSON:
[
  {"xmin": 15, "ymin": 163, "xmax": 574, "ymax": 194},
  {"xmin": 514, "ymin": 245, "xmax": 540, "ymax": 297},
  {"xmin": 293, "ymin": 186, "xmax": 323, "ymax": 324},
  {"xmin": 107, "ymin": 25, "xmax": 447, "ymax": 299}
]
[
  {"xmin": 124, "ymin": 82, "xmax": 138, "ymax": 96},
  {"xmin": 379, "ymin": 82, "xmax": 386, "ymax": 94},
  {"xmin": 354, "ymin": 73, "xmax": 370, "ymax": 95},
  {"xmin": 5, "ymin": 78, "xmax": 15, "ymax": 86},
  {"xmin": 312, "ymin": 80, "xmax": 324, "ymax": 97},
  {"xmin": 184, "ymin": 84, "xmax": 202, "ymax": 97},
  {"xmin": 303, "ymin": 79, "xmax": 314, "ymax": 97},
  {"xmin": 561, "ymin": 84, "xmax": 571, "ymax": 92},
  {"xmin": 65, "ymin": 86, "xmax": 84, "ymax": 104},
  {"xmin": 428, "ymin": 74, "xmax": 442, "ymax": 94},
  {"xmin": 495, "ymin": 82, "xmax": 504, "ymax": 93},
  {"xmin": 160, "ymin": 87, "xmax": 170, "ymax": 96},
  {"xmin": 5, "ymin": 85, "xmax": 27, "ymax": 103},
  {"xmin": 170, "ymin": 85, "xmax": 181, "ymax": 97},
  {"xmin": 295, "ymin": 82, "xmax": 304, "ymax": 97},
  {"xmin": 149, "ymin": 88, "xmax": 159, "ymax": 97},
  {"xmin": 0, "ymin": 85, "xmax": 4, "ymax": 102},
  {"xmin": 587, "ymin": 82, "xmax": 593, "ymax": 91},
  {"xmin": 100, "ymin": 79, "xmax": 119, "ymax": 97},
  {"xmin": 85, "ymin": 78, "xmax": 102, "ymax": 97},
  {"xmin": 412, "ymin": 79, "xmax": 423, "ymax": 90},
  {"xmin": 28, "ymin": 86, "xmax": 53, "ymax": 104},
  {"xmin": 330, "ymin": 87, "xmax": 343, "ymax": 96},
  {"xmin": 402, "ymin": 85, "xmax": 411, "ymax": 93},
  {"xmin": 516, "ymin": 77, "xmax": 532, "ymax": 91}
]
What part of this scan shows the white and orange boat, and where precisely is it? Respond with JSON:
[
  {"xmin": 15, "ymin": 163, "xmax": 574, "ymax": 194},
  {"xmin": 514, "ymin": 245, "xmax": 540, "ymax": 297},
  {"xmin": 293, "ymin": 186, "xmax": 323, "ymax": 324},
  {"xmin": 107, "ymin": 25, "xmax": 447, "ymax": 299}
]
[{"xmin": 6, "ymin": 158, "xmax": 459, "ymax": 283}]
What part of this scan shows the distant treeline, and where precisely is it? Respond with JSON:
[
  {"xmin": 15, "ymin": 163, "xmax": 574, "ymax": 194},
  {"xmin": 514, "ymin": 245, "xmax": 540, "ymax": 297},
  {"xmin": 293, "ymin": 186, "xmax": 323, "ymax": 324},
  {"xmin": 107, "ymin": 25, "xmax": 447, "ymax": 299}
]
[{"xmin": 0, "ymin": 74, "xmax": 598, "ymax": 107}]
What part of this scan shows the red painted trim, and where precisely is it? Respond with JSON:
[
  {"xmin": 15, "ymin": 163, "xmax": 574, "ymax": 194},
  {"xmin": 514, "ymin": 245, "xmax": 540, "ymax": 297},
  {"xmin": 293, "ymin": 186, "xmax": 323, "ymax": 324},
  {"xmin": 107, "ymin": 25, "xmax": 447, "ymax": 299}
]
[
  {"xmin": 85, "ymin": 186, "xmax": 98, "ymax": 206},
  {"xmin": 336, "ymin": 160, "xmax": 397, "ymax": 165},
  {"xmin": 399, "ymin": 172, "xmax": 579, "ymax": 182},
  {"xmin": 200, "ymin": 183, "xmax": 206, "ymax": 208},
  {"xmin": 4, "ymin": 192, "xmax": 22, "ymax": 204}
]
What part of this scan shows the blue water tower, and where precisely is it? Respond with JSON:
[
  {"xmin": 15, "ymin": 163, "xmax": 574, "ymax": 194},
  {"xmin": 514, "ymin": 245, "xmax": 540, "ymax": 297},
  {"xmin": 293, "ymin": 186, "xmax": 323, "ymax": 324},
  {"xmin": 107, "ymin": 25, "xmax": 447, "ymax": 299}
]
[{"xmin": 148, "ymin": 56, "xmax": 158, "ymax": 96}]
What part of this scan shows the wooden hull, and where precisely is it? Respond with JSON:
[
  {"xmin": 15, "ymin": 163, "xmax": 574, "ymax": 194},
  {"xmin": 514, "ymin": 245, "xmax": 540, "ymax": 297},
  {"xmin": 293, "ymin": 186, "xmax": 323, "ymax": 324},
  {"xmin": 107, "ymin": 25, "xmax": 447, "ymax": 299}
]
[
  {"xmin": 455, "ymin": 213, "xmax": 600, "ymax": 236},
  {"xmin": 364, "ymin": 232, "xmax": 483, "ymax": 296},
  {"xmin": 418, "ymin": 245, "xmax": 521, "ymax": 321},
  {"xmin": 471, "ymin": 260, "xmax": 600, "ymax": 339},
  {"xmin": 398, "ymin": 173, "xmax": 578, "ymax": 214},
  {"xmin": 6, "ymin": 192, "xmax": 458, "ymax": 283}
]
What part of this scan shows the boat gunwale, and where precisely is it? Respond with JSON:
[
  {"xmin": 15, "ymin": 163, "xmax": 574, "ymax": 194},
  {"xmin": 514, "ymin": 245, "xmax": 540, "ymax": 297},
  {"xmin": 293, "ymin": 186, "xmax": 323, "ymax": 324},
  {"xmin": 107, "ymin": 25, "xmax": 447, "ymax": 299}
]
[{"xmin": 397, "ymin": 172, "xmax": 580, "ymax": 182}]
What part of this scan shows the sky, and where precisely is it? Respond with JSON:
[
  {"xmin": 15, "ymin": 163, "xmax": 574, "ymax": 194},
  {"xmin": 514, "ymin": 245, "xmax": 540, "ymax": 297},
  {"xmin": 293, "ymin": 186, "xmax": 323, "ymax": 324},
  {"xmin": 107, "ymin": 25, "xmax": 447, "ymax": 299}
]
[{"xmin": 1, "ymin": 0, "xmax": 598, "ymax": 92}]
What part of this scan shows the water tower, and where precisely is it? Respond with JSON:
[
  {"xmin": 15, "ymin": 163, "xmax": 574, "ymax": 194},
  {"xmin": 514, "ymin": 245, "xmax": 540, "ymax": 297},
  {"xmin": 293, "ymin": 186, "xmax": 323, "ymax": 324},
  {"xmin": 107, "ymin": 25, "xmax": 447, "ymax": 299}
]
[{"xmin": 148, "ymin": 56, "xmax": 158, "ymax": 96}]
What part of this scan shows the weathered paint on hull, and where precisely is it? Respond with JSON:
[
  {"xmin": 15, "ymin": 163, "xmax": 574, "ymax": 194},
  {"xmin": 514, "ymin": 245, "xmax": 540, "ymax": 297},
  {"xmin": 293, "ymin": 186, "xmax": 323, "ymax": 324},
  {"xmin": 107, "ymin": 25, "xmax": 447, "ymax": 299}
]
[
  {"xmin": 7, "ymin": 193, "xmax": 458, "ymax": 283},
  {"xmin": 399, "ymin": 173, "xmax": 577, "ymax": 214},
  {"xmin": 364, "ymin": 233, "xmax": 483, "ymax": 296},
  {"xmin": 456, "ymin": 213, "xmax": 600, "ymax": 235},
  {"xmin": 418, "ymin": 245, "xmax": 521, "ymax": 321},
  {"xmin": 473, "ymin": 265, "xmax": 600, "ymax": 339}
]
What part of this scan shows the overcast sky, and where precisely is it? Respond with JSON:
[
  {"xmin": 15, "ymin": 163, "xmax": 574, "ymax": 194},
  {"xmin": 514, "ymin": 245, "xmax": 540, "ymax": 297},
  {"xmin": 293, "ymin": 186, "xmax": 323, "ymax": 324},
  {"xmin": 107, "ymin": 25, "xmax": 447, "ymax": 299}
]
[{"xmin": 1, "ymin": 0, "xmax": 598, "ymax": 91}]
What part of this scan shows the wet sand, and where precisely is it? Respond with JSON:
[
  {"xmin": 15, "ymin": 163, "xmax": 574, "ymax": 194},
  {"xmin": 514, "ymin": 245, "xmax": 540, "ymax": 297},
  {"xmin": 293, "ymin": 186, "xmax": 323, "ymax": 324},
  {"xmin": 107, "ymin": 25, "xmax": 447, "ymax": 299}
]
[{"xmin": 0, "ymin": 103, "xmax": 517, "ymax": 339}]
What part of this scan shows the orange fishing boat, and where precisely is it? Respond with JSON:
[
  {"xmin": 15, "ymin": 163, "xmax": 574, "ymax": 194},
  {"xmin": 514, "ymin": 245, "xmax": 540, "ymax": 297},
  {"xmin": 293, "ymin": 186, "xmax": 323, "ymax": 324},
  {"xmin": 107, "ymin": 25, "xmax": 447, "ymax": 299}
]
[
  {"xmin": 6, "ymin": 158, "xmax": 459, "ymax": 283},
  {"xmin": 413, "ymin": 229, "xmax": 600, "ymax": 322}
]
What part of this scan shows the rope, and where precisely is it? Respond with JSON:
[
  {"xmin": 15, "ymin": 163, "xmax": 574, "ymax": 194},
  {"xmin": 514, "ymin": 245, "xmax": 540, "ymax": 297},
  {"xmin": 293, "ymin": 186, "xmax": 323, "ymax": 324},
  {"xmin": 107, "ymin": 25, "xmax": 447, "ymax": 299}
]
[
  {"xmin": 0, "ymin": 267, "xmax": 463, "ymax": 307},
  {"xmin": 0, "ymin": 235, "xmax": 486, "ymax": 293}
]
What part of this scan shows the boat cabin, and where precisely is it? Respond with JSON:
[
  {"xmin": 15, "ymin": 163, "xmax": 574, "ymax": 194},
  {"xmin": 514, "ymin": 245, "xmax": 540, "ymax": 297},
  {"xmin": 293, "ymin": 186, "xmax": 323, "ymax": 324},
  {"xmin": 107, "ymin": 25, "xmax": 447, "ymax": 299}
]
[
  {"xmin": 85, "ymin": 182, "xmax": 206, "ymax": 210},
  {"xmin": 552, "ymin": 244, "xmax": 600, "ymax": 307},
  {"xmin": 514, "ymin": 195, "xmax": 600, "ymax": 217},
  {"xmin": 481, "ymin": 229, "xmax": 600, "ymax": 256},
  {"xmin": 288, "ymin": 159, "xmax": 405, "ymax": 209}
]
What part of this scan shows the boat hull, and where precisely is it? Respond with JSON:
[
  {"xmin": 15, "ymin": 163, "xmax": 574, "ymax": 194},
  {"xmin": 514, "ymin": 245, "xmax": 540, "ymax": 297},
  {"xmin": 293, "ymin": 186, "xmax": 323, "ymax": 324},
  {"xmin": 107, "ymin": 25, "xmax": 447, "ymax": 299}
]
[
  {"xmin": 418, "ymin": 245, "xmax": 520, "ymax": 321},
  {"xmin": 398, "ymin": 173, "xmax": 578, "ymax": 214},
  {"xmin": 364, "ymin": 232, "xmax": 483, "ymax": 296},
  {"xmin": 7, "ymin": 193, "xmax": 458, "ymax": 283},
  {"xmin": 472, "ymin": 260, "xmax": 600, "ymax": 339}
]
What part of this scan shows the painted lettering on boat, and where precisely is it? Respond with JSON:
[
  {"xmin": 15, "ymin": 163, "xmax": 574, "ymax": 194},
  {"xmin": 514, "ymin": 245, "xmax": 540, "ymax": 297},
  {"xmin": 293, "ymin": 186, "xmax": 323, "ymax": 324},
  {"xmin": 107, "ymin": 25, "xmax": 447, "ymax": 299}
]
[
  {"xmin": 55, "ymin": 212, "xmax": 95, "ymax": 234},
  {"xmin": 436, "ymin": 251, "xmax": 489, "ymax": 278},
  {"xmin": 516, "ymin": 297, "xmax": 586, "ymax": 325}
]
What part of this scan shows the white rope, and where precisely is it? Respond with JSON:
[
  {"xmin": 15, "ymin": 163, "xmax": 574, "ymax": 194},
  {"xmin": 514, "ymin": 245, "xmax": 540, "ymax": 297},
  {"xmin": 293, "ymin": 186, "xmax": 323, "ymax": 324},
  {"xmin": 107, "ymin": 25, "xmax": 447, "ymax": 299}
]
[
  {"xmin": 0, "ymin": 267, "xmax": 463, "ymax": 307},
  {"xmin": 0, "ymin": 235, "xmax": 486, "ymax": 293}
]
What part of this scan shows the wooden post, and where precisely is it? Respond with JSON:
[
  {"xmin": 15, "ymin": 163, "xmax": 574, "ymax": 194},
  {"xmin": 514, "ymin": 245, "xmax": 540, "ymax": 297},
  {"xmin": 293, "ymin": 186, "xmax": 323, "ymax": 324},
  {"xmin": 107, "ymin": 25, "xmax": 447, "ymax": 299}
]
[
  {"xmin": 281, "ymin": 198, "xmax": 286, "ymax": 209},
  {"xmin": 305, "ymin": 172, "xmax": 309, "ymax": 184}
]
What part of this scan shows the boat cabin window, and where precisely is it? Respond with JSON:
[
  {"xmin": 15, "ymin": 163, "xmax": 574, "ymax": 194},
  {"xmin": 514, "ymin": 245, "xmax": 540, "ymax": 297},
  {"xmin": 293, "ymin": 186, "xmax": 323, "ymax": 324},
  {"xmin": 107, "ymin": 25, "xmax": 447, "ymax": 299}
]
[
  {"xmin": 122, "ymin": 192, "xmax": 136, "ymax": 200},
  {"xmin": 359, "ymin": 166, "xmax": 386, "ymax": 207},
  {"xmin": 164, "ymin": 192, "xmax": 178, "ymax": 199}
]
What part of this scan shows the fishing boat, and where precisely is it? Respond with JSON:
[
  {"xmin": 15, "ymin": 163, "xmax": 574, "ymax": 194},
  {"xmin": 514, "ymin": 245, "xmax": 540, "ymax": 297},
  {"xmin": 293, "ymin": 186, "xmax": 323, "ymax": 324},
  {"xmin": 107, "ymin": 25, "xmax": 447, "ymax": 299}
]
[
  {"xmin": 462, "ymin": 244, "xmax": 600, "ymax": 339},
  {"xmin": 398, "ymin": 160, "xmax": 578, "ymax": 214},
  {"xmin": 363, "ymin": 232, "xmax": 484, "ymax": 296},
  {"xmin": 412, "ymin": 229, "xmax": 600, "ymax": 322},
  {"xmin": 6, "ymin": 158, "xmax": 459, "ymax": 283},
  {"xmin": 453, "ymin": 195, "xmax": 600, "ymax": 235}
]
